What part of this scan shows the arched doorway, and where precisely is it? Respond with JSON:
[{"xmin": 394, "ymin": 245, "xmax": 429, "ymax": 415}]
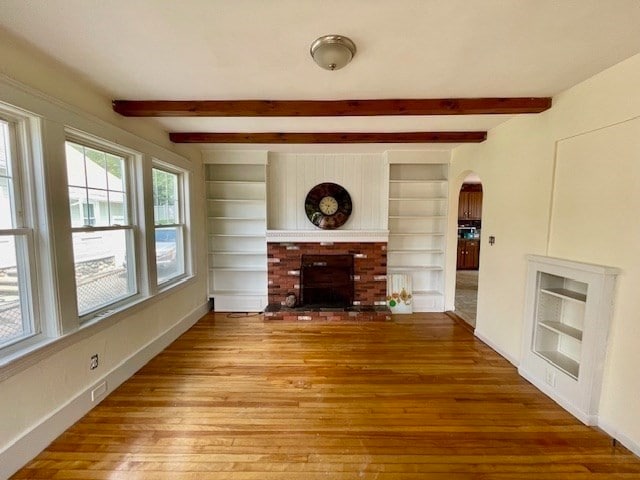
[{"xmin": 455, "ymin": 173, "xmax": 483, "ymax": 327}]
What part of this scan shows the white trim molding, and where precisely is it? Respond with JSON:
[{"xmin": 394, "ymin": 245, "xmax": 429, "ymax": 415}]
[
  {"xmin": 266, "ymin": 229, "xmax": 389, "ymax": 243},
  {"xmin": 474, "ymin": 328, "xmax": 520, "ymax": 367},
  {"xmin": 598, "ymin": 418, "xmax": 640, "ymax": 458}
]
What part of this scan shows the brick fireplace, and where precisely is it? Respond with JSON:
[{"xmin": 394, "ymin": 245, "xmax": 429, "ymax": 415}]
[{"xmin": 264, "ymin": 240, "xmax": 391, "ymax": 321}]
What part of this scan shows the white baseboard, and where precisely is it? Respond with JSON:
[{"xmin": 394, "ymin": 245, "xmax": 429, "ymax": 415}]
[
  {"xmin": 598, "ymin": 418, "xmax": 640, "ymax": 458},
  {"xmin": 474, "ymin": 328, "xmax": 520, "ymax": 367},
  {"xmin": 0, "ymin": 302, "xmax": 209, "ymax": 480},
  {"xmin": 518, "ymin": 367, "xmax": 596, "ymax": 426}
]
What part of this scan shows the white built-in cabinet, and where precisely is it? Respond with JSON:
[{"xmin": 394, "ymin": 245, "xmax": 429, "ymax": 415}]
[
  {"xmin": 519, "ymin": 255, "xmax": 619, "ymax": 425},
  {"xmin": 387, "ymin": 163, "xmax": 448, "ymax": 311},
  {"xmin": 205, "ymin": 163, "xmax": 267, "ymax": 311}
]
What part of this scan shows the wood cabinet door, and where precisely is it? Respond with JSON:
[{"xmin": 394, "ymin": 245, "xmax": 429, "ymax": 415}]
[
  {"xmin": 457, "ymin": 240, "xmax": 467, "ymax": 269},
  {"xmin": 458, "ymin": 191, "xmax": 469, "ymax": 220},
  {"xmin": 467, "ymin": 191, "xmax": 483, "ymax": 220},
  {"xmin": 466, "ymin": 240, "xmax": 480, "ymax": 269}
]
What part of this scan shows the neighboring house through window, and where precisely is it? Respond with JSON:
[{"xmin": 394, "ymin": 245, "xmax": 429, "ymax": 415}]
[
  {"xmin": 65, "ymin": 140, "xmax": 137, "ymax": 317},
  {"xmin": 0, "ymin": 92, "xmax": 193, "ymax": 362}
]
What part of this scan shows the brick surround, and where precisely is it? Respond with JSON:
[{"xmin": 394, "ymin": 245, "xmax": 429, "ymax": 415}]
[{"xmin": 267, "ymin": 241, "xmax": 387, "ymax": 307}]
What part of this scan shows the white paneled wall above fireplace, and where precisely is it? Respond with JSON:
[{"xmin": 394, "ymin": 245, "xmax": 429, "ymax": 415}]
[{"xmin": 267, "ymin": 153, "xmax": 389, "ymax": 231}]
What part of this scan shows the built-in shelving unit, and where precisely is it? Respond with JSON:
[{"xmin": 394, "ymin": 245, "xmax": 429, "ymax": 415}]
[
  {"xmin": 387, "ymin": 163, "xmax": 448, "ymax": 311},
  {"xmin": 519, "ymin": 255, "xmax": 619, "ymax": 425},
  {"xmin": 205, "ymin": 163, "xmax": 267, "ymax": 311}
]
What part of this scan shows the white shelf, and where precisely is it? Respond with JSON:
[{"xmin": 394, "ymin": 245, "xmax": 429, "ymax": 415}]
[
  {"xmin": 388, "ymin": 265, "xmax": 443, "ymax": 271},
  {"xmin": 389, "ymin": 179, "xmax": 447, "ymax": 184},
  {"xmin": 388, "ymin": 249, "xmax": 444, "ymax": 254},
  {"xmin": 535, "ymin": 350, "xmax": 580, "ymax": 379},
  {"xmin": 207, "ymin": 198, "xmax": 265, "ymax": 203},
  {"xmin": 210, "ymin": 266, "xmax": 267, "ymax": 272},
  {"xmin": 210, "ymin": 251, "xmax": 266, "ymax": 255},
  {"xmin": 388, "ymin": 215, "xmax": 446, "ymax": 219},
  {"xmin": 538, "ymin": 320, "xmax": 583, "ymax": 341},
  {"xmin": 206, "ymin": 180, "xmax": 264, "ymax": 184},
  {"xmin": 389, "ymin": 197, "xmax": 448, "ymax": 201},
  {"xmin": 413, "ymin": 289, "xmax": 442, "ymax": 295},
  {"xmin": 540, "ymin": 288, "xmax": 587, "ymax": 303},
  {"xmin": 208, "ymin": 216, "xmax": 266, "ymax": 221},
  {"xmin": 209, "ymin": 233, "xmax": 265, "ymax": 238},
  {"xmin": 211, "ymin": 289, "xmax": 267, "ymax": 296},
  {"xmin": 389, "ymin": 232, "xmax": 445, "ymax": 236}
]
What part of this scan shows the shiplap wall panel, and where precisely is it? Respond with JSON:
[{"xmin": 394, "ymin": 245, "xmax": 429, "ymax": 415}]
[{"xmin": 268, "ymin": 153, "xmax": 387, "ymax": 230}]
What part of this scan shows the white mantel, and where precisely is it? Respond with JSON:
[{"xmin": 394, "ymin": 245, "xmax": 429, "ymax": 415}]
[{"xmin": 266, "ymin": 229, "xmax": 389, "ymax": 243}]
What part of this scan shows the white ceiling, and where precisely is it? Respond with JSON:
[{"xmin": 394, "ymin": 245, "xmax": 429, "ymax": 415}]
[{"xmin": 1, "ymin": 0, "xmax": 639, "ymax": 151}]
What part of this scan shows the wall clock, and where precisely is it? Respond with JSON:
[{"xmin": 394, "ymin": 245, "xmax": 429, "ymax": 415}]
[{"xmin": 305, "ymin": 182, "xmax": 352, "ymax": 229}]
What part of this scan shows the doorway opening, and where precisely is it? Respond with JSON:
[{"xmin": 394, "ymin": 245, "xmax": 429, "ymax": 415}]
[{"xmin": 455, "ymin": 174, "xmax": 482, "ymax": 327}]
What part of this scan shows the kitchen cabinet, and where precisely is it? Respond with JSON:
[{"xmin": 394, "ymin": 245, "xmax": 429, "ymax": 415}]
[
  {"xmin": 456, "ymin": 239, "xmax": 480, "ymax": 270},
  {"xmin": 458, "ymin": 188, "xmax": 483, "ymax": 220}
]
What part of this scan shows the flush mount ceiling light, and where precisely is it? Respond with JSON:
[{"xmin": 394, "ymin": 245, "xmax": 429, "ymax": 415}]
[{"xmin": 310, "ymin": 35, "xmax": 356, "ymax": 71}]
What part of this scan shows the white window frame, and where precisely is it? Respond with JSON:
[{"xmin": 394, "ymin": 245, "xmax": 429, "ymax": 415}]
[
  {"xmin": 64, "ymin": 132, "xmax": 141, "ymax": 321},
  {"xmin": 0, "ymin": 85, "xmax": 196, "ymax": 373},
  {"xmin": 151, "ymin": 160, "xmax": 189, "ymax": 288},
  {"xmin": 0, "ymin": 105, "xmax": 49, "ymax": 356}
]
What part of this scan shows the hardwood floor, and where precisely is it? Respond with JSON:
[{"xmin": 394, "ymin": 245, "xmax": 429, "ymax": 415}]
[{"xmin": 12, "ymin": 313, "xmax": 640, "ymax": 479}]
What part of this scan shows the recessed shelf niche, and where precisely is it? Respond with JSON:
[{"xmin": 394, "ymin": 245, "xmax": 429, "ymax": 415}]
[
  {"xmin": 205, "ymin": 162, "xmax": 267, "ymax": 312},
  {"xmin": 387, "ymin": 163, "xmax": 448, "ymax": 312},
  {"xmin": 519, "ymin": 255, "xmax": 619, "ymax": 425}
]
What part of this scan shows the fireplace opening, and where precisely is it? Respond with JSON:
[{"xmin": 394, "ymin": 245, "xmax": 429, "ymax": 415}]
[{"xmin": 301, "ymin": 254, "xmax": 354, "ymax": 308}]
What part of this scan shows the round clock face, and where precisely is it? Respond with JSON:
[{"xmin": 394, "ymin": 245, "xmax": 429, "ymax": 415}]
[
  {"xmin": 319, "ymin": 196, "xmax": 339, "ymax": 215},
  {"xmin": 305, "ymin": 183, "xmax": 352, "ymax": 230}
]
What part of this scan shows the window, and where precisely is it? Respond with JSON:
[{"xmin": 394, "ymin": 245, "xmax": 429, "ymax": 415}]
[
  {"xmin": 152, "ymin": 166, "xmax": 185, "ymax": 285},
  {"xmin": 65, "ymin": 140, "xmax": 137, "ymax": 316},
  {"xmin": 0, "ymin": 91, "xmax": 195, "ymax": 364},
  {"xmin": 0, "ymin": 117, "xmax": 38, "ymax": 348}
]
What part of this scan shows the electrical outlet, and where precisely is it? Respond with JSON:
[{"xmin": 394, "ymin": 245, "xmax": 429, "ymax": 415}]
[
  {"xmin": 90, "ymin": 354, "xmax": 99, "ymax": 370},
  {"xmin": 544, "ymin": 368, "xmax": 556, "ymax": 387}
]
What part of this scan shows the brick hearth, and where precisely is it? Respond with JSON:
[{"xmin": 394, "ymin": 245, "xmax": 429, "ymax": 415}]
[{"xmin": 266, "ymin": 241, "xmax": 390, "ymax": 320}]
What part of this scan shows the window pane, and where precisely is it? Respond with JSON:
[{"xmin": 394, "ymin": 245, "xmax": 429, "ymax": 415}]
[
  {"xmin": 68, "ymin": 186, "xmax": 87, "ymax": 228},
  {"xmin": 87, "ymin": 188, "xmax": 107, "ymax": 227},
  {"xmin": 152, "ymin": 168, "xmax": 179, "ymax": 225},
  {"xmin": 84, "ymin": 147, "xmax": 108, "ymax": 190},
  {"xmin": 0, "ymin": 235, "xmax": 31, "ymax": 347},
  {"xmin": 66, "ymin": 142, "xmax": 129, "ymax": 228},
  {"xmin": 155, "ymin": 226, "xmax": 184, "ymax": 284},
  {"xmin": 73, "ymin": 229, "xmax": 135, "ymax": 315},
  {"xmin": 0, "ymin": 122, "xmax": 15, "ymax": 229},
  {"xmin": 66, "ymin": 142, "xmax": 87, "ymax": 188},
  {"xmin": 109, "ymin": 191, "xmax": 127, "ymax": 225},
  {"xmin": 106, "ymin": 153, "xmax": 125, "ymax": 192},
  {"xmin": 0, "ymin": 121, "xmax": 9, "ymax": 177},
  {"xmin": 0, "ymin": 176, "xmax": 14, "ymax": 229}
]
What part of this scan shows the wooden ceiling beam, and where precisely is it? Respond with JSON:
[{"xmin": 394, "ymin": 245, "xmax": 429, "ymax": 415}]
[
  {"xmin": 113, "ymin": 98, "xmax": 551, "ymax": 117},
  {"xmin": 168, "ymin": 131, "xmax": 487, "ymax": 144}
]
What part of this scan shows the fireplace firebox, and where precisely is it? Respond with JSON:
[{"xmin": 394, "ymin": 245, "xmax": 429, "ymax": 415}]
[{"xmin": 301, "ymin": 254, "xmax": 354, "ymax": 308}]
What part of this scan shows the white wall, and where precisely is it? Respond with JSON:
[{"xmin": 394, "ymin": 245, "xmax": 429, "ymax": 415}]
[
  {"xmin": 0, "ymin": 27, "xmax": 209, "ymax": 478},
  {"xmin": 448, "ymin": 53, "xmax": 640, "ymax": 453},
  {"xmin": 267, "ymin": 153, "xmax": 388, "ymax": 231}
]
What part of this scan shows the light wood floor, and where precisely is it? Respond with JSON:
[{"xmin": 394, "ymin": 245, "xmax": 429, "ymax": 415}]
[{"xmin": 12, "ymin": 313, "xmax": 640, "ymax": 479}]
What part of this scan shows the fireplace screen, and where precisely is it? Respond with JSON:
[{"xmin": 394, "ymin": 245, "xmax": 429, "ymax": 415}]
[{"xmin": 300, "ymin": 254, "xmax": 354, "ymax": 308}]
